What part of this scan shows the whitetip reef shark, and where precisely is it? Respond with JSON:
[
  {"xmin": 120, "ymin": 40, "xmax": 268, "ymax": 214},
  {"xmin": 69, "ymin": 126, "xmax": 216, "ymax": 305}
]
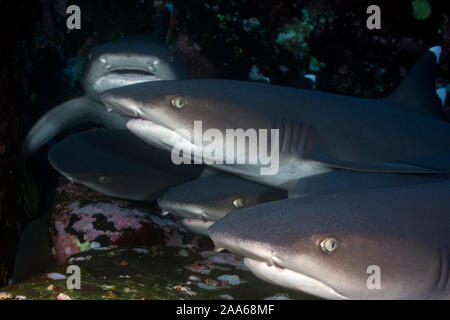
[
  {"xmin": 208, "ymin": 180, "xmax": 450, "ymax": 300},
  {"xmin": 157, "ymin": 172, "xmax": 286, "ymax": 236},
  {"xmin": 101, "ymin": 46, "xmax": 450, "ymax": 190},
  {"xmin": 22, "ymin": 5, "xmax": 190, "ymax": 158}
]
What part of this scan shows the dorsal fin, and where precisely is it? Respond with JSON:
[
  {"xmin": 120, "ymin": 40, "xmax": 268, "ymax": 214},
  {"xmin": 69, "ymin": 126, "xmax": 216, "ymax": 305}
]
[
  {"xmin": 151, "ymin": 5, "xmax": 172, "ymax": 43},
  {"xmin": 387, "ymin": 46, "xmax": 442, "ymax": 119}
]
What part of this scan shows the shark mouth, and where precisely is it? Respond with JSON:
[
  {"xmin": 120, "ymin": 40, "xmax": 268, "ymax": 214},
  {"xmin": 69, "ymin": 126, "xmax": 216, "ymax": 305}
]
[
  {"xmin": 242, "ymin": 257, "xmax": 347, "ymax": 300},
  {"xmin": 100, "ymin": 93, "xmax": 203, "ymax": 160},
  {"xmin": 181, "ymin": 218, "xmax": 215, "ymax": 236},
  {"xmin": 126, "ymin": 119, "xmax": 197, "ymax": 153},
  {"xmin": 94, "ymin": 69, "xmax": 162, "ymax": 94},
  {"xmin": 210, "ymin": 235, "xmax": 346, "ymax": 300}
]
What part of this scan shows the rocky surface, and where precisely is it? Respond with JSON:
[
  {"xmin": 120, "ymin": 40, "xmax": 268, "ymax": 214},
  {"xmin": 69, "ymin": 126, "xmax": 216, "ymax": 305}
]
[
  {"xmin": 1, "ymin": 245, "xmax": 313, "ymax": 300},
  {"xmin": 50, "ymin": 179, "xmax": 211, "ymax": 265}
]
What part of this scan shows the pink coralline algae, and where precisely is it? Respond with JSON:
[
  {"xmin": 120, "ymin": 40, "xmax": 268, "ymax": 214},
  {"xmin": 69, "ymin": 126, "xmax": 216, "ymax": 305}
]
[
  {"xmin": 50, "ymin": 179, "xmax": 212, "ymax": 265},
  {"xmin": 53, "ymin": 234, "xmax": 81, "ymax": 265}
]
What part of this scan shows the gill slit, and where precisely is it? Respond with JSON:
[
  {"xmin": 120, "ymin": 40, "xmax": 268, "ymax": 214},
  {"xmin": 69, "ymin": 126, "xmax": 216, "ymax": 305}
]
[
  {"xmin": 436, "ymin": 246, "xmax": 449, "ymax": 293},
  {"xmin": 273, "ymin": 118, "xmax": 312, "ymax": 158}
]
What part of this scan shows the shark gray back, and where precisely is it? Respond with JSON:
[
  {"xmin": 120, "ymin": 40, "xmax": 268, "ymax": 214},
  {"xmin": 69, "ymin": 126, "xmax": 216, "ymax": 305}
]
[
  {"xmin": 288, "ymin": 170, "xmax": 448, "ymax": 198},
  {"xmin": 48, "ymin": 129, "xmax": 203, "ymax": 201},
  {"xmin": 209, "ymin": 180, "xmax": 450, "ymax": 300}
]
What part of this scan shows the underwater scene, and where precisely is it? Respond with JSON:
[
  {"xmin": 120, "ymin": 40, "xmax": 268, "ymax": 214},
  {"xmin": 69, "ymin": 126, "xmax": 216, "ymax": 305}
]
[{"xmin": 0, "ymin": 0, "xmax": 449, "ymax": 302}]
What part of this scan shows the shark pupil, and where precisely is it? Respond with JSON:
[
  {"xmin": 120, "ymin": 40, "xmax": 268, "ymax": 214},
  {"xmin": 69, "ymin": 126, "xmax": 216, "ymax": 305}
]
[
  {"xmin": 320, "ymin": 237, "xmax": 339, "ymax": 254},
  {"xmin": 233, "ymin": 197, "xmax": 245, "ymax": 208},
  {"xmin": 171, "ymin": 96, "xmax": 187, "ymax": 109}
]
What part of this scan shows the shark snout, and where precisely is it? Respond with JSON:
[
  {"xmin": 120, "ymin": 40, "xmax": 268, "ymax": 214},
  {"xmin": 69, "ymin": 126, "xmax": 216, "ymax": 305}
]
[
  {"xmin": 157, "ymin": 198, "xmax": 205, "ymax": 219},
  {"xmin": 208, "ymin": 222, "xmax": 278, "ymax": 266}
]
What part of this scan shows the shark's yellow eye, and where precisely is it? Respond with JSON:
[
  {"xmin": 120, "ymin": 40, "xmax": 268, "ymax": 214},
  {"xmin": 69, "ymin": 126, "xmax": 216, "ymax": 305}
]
[
  {"xmin": 170, "ymin": 96, "xmax": 188, "ymax": 109},
  {"xmin": 233, "ymin": 197, "xmax": 245, "ymax": 208},
  {"xmin": 320, "ymin": 237, "xmax": 339, "ymax": 254}
]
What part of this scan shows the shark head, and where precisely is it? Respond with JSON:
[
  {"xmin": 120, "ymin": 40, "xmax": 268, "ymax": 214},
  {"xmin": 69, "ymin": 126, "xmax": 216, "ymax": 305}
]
[
  {"xmin": 48, "ymin": 129, "xmax": 202, "ymax": 201},
  {"xmin": 100, "ymin": 79, "xmax": 283, "ymax": 173},
  {"xmin": 208, "ymin": 187, "xmax": 447, "ymax": 300},
  {"xmin": 83, "ymin": 36, "xmax": 190, "ymax": 101},
  {"xmin": 100, "ymin": 79, "xmax": 264, "ymax": 135},
  {"xmin": 157, "ymin": 172, "xmax": 287, "ymax": 235}
]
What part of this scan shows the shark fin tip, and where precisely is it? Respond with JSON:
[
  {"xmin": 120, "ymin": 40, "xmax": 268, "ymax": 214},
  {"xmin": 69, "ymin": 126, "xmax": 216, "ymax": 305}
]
[
  {"xmin": 428, "ymin": 46, "xmax": 442, "ymax": 64},
  {"xmin": 436, "ymin": 88, "xmax": 447, "ymax": 107},
  {"xmin": 304, "ymin": 74, "xmax": 317, "ymax": 83}
]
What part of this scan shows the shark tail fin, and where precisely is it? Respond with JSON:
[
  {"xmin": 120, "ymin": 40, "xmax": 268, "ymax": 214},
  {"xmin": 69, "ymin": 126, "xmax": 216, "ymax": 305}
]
[
  {"xmin": 387, "ymin": 46, "xmax": 443, "ymax": 119},
  {"xmin": 22, "ymin": 96, "xmax": 97, "ymax": 159},
  {"xmin": 12, "ymin": 213, "xmax": 56, "ymax": 283},
  {"xmin": 151, "ymin": 4, "xmax": 172, "ymax": 43}
]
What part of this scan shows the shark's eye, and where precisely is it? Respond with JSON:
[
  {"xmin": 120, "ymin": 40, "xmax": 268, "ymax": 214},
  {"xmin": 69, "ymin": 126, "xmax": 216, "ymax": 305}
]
[
  {"xmin": 171, "ymin": 96, "xmax": 188, "ymax": 109},
  {"xmin": 233, "ymin": 197, "xmax": 245, "ymax": 208},
  {"xmin": 98, "ymin": 176, "xmax": 109, "ymax": 183},
  {"xmin": 320, "ymin": 237, "xmax": 339, "ymax": 254}
]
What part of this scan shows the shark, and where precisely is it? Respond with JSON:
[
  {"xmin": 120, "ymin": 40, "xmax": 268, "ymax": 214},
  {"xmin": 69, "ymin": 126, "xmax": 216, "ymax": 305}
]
[
  {"xmin": 208, "ymin": 180, "xmax": 450, "ymax": 300},
  {"xmin": 157, "ymin": 172, "xmax": 286, "ymax": 235},
  {"xmin": 23, "ymin": 5, "xmax": 190, "ymax": 158},
  {"xmin": 48, "ymin": 129, "xmax": 204, "ymax": 201},
  {"xmin": 101, "ymin": 46, "xmax": 450, "ymax": 190}
]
